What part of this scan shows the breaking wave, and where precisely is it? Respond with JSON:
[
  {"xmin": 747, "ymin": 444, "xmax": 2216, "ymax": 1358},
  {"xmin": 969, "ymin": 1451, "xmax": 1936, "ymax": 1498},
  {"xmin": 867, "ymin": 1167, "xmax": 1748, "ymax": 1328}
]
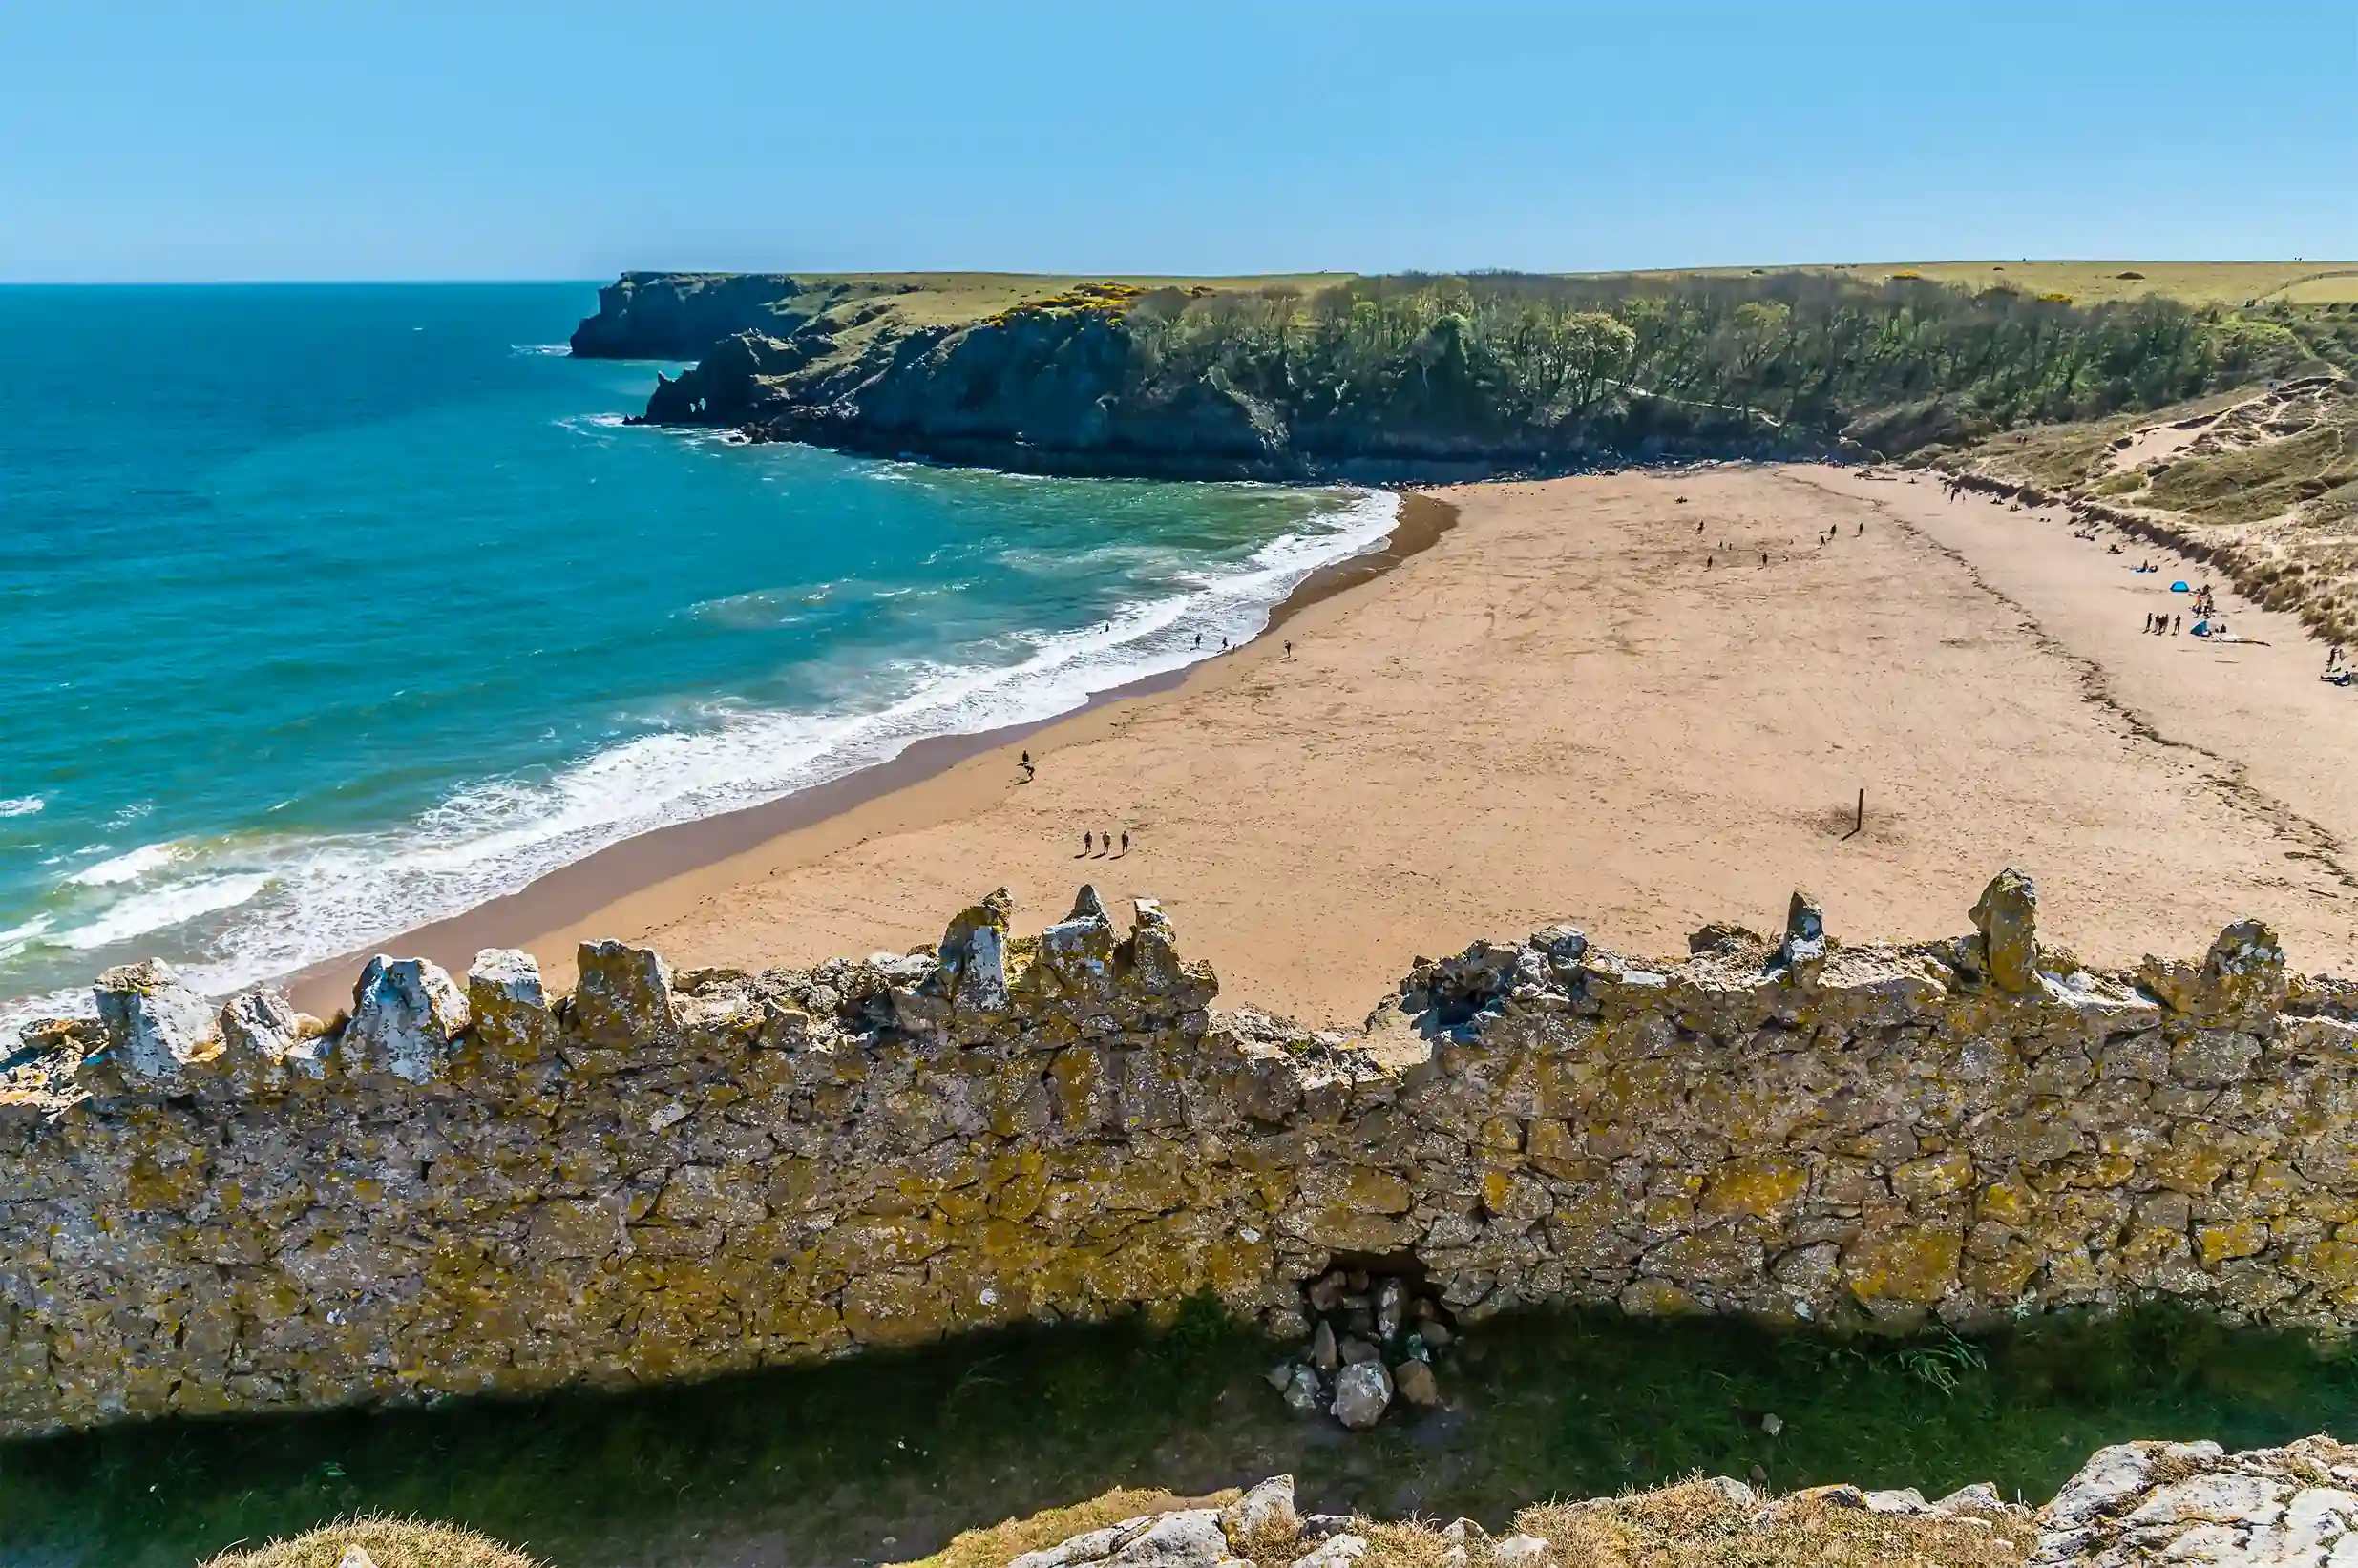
[{"xmin": 0, "ymin": 488, "xmax": 1399, "ymax": 1034}]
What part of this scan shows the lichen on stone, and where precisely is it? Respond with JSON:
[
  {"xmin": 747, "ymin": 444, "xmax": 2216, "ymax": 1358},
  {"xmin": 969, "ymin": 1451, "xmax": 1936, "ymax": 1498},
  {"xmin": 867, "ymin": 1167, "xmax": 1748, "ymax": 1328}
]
[{"xmin": 1, "ymin": 871, "xmax": 2349, "ymax": 1440}]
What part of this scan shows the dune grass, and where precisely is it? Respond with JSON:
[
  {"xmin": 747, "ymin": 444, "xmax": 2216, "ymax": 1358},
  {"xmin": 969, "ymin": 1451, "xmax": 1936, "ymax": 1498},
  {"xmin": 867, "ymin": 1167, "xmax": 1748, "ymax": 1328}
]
[
  {"xmin": 1505, "ymin": 1477, "xmax": 2039, "ymax": 1568},
  {"xmin": 200, "ymin": 1518, "xmax": 541, "ymax": 1568},
  {"xmin": 200, "ymin": 1470, "xmax": 2048, "ymax": 1568},
  {"xmin": 1939, "ymin": 365, "xmax": 2358, "ymax": 642},
  {"xmin": 3, "ymin": 1301, "xmax": 2353, "ymax": 1568},
  {"xmin": 893, "ymin": 1488, "xmax": 1233, "ymax": 1568}
]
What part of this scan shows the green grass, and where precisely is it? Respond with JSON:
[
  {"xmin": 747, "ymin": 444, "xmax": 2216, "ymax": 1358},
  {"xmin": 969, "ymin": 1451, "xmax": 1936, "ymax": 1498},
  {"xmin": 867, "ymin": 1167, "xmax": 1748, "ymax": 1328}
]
[
  {"xmin": 657, "ymin": 265, "xmax": 2354, "ymax": 379},
  {"xmin": 783, "ymin": 263, "xmax": 2354, "ymax": 323},
  {"xmin": 4, "ymin": 1303, "xmax": 2352, "ymax": 1568},
  {"xmin": 1812, "ymin": 261, "xmax": 2358, "ymax": 307},
  {"xmin": 2146, "ymin": 419, "xmax": 2358, "ymax": 523}
]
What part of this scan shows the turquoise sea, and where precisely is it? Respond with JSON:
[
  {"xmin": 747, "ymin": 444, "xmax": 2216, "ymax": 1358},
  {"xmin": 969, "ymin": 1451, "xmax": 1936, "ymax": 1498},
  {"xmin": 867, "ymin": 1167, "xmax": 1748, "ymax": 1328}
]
[{"xmin": 0, "ymin": 284, "xmax": 1392, "ymax": 1031}]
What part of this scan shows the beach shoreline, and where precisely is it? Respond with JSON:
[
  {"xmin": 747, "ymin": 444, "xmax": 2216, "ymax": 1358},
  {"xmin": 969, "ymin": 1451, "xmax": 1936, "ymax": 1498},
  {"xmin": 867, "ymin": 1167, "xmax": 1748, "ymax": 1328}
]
[
  {"xmin": 284, "ymin": 491, "xmax": 1457, "ymax": 1016},
  {"xmin": 359, "ymin": 459, "xmax": 2358, "ymax": 1031}
]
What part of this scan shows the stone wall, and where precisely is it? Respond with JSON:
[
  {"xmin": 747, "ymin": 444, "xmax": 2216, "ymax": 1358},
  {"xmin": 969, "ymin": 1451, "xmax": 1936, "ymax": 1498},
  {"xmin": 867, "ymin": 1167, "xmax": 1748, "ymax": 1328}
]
[{"xmin": 6, "ymin": 870, "xmax": 2358, "ymax": 1440}]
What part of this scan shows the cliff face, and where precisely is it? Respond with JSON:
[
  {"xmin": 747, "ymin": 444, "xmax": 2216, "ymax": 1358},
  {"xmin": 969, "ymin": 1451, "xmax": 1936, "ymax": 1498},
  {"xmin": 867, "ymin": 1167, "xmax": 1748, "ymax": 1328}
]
[
  {"xmin": 571, "ymin": 274, "xmax": 1820, "ymax": 480},
  {"xmin": 574, "ymin": 268, "xmax": 2299, "ymax": 481},
  {"xmin": 652, "ymin": 309, "xmax": 1316, "ymax": 478},
  {"xmin": 7, "ymin": 870, "xmax": 2358, "ymax": 1439},
  {"xmin": 567, "ymin": 272, "xmax": 819, "ymax": 360}
]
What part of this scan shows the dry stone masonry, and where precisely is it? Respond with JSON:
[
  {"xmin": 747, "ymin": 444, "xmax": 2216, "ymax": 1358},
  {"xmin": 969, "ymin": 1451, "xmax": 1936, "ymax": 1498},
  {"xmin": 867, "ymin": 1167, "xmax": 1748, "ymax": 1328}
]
[{"xmin": 5, "ymin": 869, "xmax": 2358, "ymax": 1438}]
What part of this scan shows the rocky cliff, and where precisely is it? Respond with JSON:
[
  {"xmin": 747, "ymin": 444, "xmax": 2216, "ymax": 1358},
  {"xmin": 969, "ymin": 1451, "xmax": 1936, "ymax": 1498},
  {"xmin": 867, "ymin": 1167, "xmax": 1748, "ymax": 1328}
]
[
  {"xmin": 568, "ymin": 274, "xmax": 1827, "ymax": 480},
  {"xmin": 567, "ymin": 272, "xmax": 822, "ymax": 360},
  {"xmin": 5, "ymin": 870, "xmax": 2358, "ymax": 1439},
  {"xmin": 570, "ymin": 270, "xmax": 2288, "ymax": 482}
]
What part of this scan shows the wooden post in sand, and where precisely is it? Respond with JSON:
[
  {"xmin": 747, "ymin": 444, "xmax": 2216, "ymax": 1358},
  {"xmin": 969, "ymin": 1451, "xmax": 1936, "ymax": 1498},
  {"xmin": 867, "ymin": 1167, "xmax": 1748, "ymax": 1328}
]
[{"xmin": 1842, "ymin": 788, "xmax": 1865, "ymax": 841}]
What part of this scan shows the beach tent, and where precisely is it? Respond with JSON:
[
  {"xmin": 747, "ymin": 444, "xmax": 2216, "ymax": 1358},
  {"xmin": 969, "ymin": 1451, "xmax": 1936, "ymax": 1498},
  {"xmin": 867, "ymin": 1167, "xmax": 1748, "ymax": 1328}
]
[{"xmin": 2171, "ymin": 581, "xmax": 2190, "ymax": 593}]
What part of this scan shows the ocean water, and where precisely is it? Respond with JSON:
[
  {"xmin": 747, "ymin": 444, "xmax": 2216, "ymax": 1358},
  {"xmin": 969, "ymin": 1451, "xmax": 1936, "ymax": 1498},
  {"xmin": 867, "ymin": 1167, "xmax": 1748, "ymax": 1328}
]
[{"xmin": 0, "ymin": 284, "xmax": 1394, "ymax": 1031}]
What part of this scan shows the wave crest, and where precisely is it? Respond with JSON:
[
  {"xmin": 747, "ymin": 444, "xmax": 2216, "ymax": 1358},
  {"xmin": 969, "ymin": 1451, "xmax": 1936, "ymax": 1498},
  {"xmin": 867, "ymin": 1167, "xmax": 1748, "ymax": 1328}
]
[{"xmin": 0, "ymin": 488, "xmax": 1399, "ymax": 1034}]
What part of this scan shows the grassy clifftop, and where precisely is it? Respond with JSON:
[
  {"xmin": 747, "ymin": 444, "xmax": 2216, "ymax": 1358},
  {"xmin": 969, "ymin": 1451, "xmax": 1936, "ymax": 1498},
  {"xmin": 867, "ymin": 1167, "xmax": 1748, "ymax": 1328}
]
[
  {"xmin": 574, "ymin": 261, "xmax": 2343, "ymax": 482},
  {"xmin": 573, "ymin": 263, "xmax": 2356, "ymax": 358},
  {"xmin": 1759, "ymin": 261, "xmax": 2358, "ymax": 307}
]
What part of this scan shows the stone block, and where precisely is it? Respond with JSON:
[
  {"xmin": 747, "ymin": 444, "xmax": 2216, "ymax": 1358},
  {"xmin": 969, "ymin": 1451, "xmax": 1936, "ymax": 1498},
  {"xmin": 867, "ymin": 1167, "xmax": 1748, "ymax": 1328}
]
[{"xmin": 345, "ymin": 956, "xmax": 468, "ymax": 1083}]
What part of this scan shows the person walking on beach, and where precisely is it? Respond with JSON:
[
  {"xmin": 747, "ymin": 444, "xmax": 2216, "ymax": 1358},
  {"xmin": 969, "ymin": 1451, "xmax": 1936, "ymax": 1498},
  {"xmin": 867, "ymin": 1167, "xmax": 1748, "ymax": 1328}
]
[
  {"xmin": 1120, "ymin": 829, "xmax": 1130, "ymax": 855},
  {"xmin": 1284, "ymin": 640, "xmax": 1293, "ymax": 658},
  {"xmin": 2144, "ymin": 613, "xmax": 2154, "ymax": 633},
  {"xmin": 1083, "ymin": 830, "xmax": 1092, "ymax": 855},
  {"xmin": 1101, "ymin": 826, "xmax": 1111, "ymax": 856}
]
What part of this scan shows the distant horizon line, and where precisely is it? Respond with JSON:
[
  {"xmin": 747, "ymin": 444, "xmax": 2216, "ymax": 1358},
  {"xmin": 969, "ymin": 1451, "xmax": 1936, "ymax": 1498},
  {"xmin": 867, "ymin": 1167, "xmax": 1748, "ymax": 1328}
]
[{"xmin": 1, "ymin": 257, "xmax": 2349, "ymax": 288}]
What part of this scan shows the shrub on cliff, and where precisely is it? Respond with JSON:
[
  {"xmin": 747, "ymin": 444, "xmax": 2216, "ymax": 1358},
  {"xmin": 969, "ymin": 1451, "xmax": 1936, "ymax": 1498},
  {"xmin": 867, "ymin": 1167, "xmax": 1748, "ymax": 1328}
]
[{"xmin": 1118, "ymin": 270, "xmax": 2298, "ymax": 456}]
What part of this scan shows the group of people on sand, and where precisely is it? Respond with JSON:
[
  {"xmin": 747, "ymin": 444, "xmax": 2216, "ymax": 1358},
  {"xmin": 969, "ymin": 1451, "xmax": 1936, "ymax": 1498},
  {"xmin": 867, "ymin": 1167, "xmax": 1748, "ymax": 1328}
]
[
  {"xmin": 1011, "ymin": 748, "xmax": 1139, "ymax": 854},
  {"xmin": 1699, "ymin": 518, "xmax": 1860, "ymax": 571},
  {"xmin": 2144, "ymin": 612, "xmax": 2185, "ymax": 636}
]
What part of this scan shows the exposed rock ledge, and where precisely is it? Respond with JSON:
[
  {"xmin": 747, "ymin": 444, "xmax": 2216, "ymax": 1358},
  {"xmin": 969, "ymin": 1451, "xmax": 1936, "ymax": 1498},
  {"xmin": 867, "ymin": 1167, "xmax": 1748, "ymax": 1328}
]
[
  {"xmin": 198, "ymin": 1439, "xmax": 2358, "ymax": 1568},
  {"xmin": 5, "ymin": 869, "xmax": 2358, "ymax": 1439},
  {"xmin": 975, "ymin": 1441, "xmax": 2358, "ymax": 1568}
]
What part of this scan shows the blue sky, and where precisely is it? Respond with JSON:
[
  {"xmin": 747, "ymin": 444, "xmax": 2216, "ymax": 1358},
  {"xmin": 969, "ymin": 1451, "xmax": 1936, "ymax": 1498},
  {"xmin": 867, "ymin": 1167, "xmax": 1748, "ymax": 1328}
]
[{"xmin": 3, "ymin": 0, "xmax": 2351, "ymax": 282}]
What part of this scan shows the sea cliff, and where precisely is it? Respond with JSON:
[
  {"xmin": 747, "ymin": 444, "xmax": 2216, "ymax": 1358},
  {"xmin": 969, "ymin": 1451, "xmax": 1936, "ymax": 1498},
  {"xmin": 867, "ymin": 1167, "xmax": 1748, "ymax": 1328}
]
[{"xmin": 569, "ymin": 270, "xmax": 2301, "ymax": 481}]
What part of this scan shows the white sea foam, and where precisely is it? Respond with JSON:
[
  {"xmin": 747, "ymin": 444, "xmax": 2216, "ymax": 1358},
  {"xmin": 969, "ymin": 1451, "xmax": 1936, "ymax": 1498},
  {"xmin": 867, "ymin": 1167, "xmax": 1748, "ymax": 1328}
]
[
  {"xmin": 511, "ymin": 343, "xmax": 576, "ymax": 357},
  {"xmin": 0, "ymin": 798, "xmax": 43, "ymax": 819},
  {"xmin": 0, "ymin": 488, "xmax": 1400, "ymax": 1035},
  {"xmin": 58, "ymin": 874, "xmax": 272, "ymax": 951},
  {"xmin": 68, "ymin": 842, "xmax": 183, "ymax": 887},
  {"xmin": 0, "ymin": 917, "xmax": 52, "ymax": 966}
]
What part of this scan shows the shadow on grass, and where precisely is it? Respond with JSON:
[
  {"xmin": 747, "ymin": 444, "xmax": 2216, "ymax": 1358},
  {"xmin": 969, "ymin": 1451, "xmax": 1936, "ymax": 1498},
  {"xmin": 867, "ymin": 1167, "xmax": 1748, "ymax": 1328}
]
[{"xmin": 2, "ymin": 1301, "xmax": 2351, "ymax": 1568}]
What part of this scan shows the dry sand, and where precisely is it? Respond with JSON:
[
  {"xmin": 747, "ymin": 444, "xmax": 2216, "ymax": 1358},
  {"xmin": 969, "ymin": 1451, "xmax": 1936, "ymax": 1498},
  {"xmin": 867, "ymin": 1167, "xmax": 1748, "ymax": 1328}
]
[{"xmin": 297, "ymin": 467, "xmax": 2358, "ymax": 1030}]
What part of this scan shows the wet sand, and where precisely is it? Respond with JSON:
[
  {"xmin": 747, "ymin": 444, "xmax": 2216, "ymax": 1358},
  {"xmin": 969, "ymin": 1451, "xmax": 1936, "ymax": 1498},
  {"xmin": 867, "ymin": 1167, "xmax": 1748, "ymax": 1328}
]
[
  {"xmin": 298, "ymin": 467, "xmax": 2358, "ymax": 1028},
  {"xmin": 284, "ymin": 494, "xmax": 1456, "ymax": 1016}
]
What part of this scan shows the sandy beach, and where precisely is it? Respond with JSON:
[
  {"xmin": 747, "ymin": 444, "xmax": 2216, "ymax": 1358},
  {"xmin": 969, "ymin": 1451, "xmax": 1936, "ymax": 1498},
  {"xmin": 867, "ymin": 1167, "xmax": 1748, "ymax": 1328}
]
[{"xmin": 293, "ymin": 467, "xmax": 2358, "ymax": 1029}]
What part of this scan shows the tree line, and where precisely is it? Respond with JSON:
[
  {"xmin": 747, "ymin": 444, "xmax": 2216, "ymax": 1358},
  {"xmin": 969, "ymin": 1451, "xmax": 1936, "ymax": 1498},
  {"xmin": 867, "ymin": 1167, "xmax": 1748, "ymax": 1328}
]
[{"xmin": 1114, "ymin": 272, "xmax": 2305, "ymax": 454}]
